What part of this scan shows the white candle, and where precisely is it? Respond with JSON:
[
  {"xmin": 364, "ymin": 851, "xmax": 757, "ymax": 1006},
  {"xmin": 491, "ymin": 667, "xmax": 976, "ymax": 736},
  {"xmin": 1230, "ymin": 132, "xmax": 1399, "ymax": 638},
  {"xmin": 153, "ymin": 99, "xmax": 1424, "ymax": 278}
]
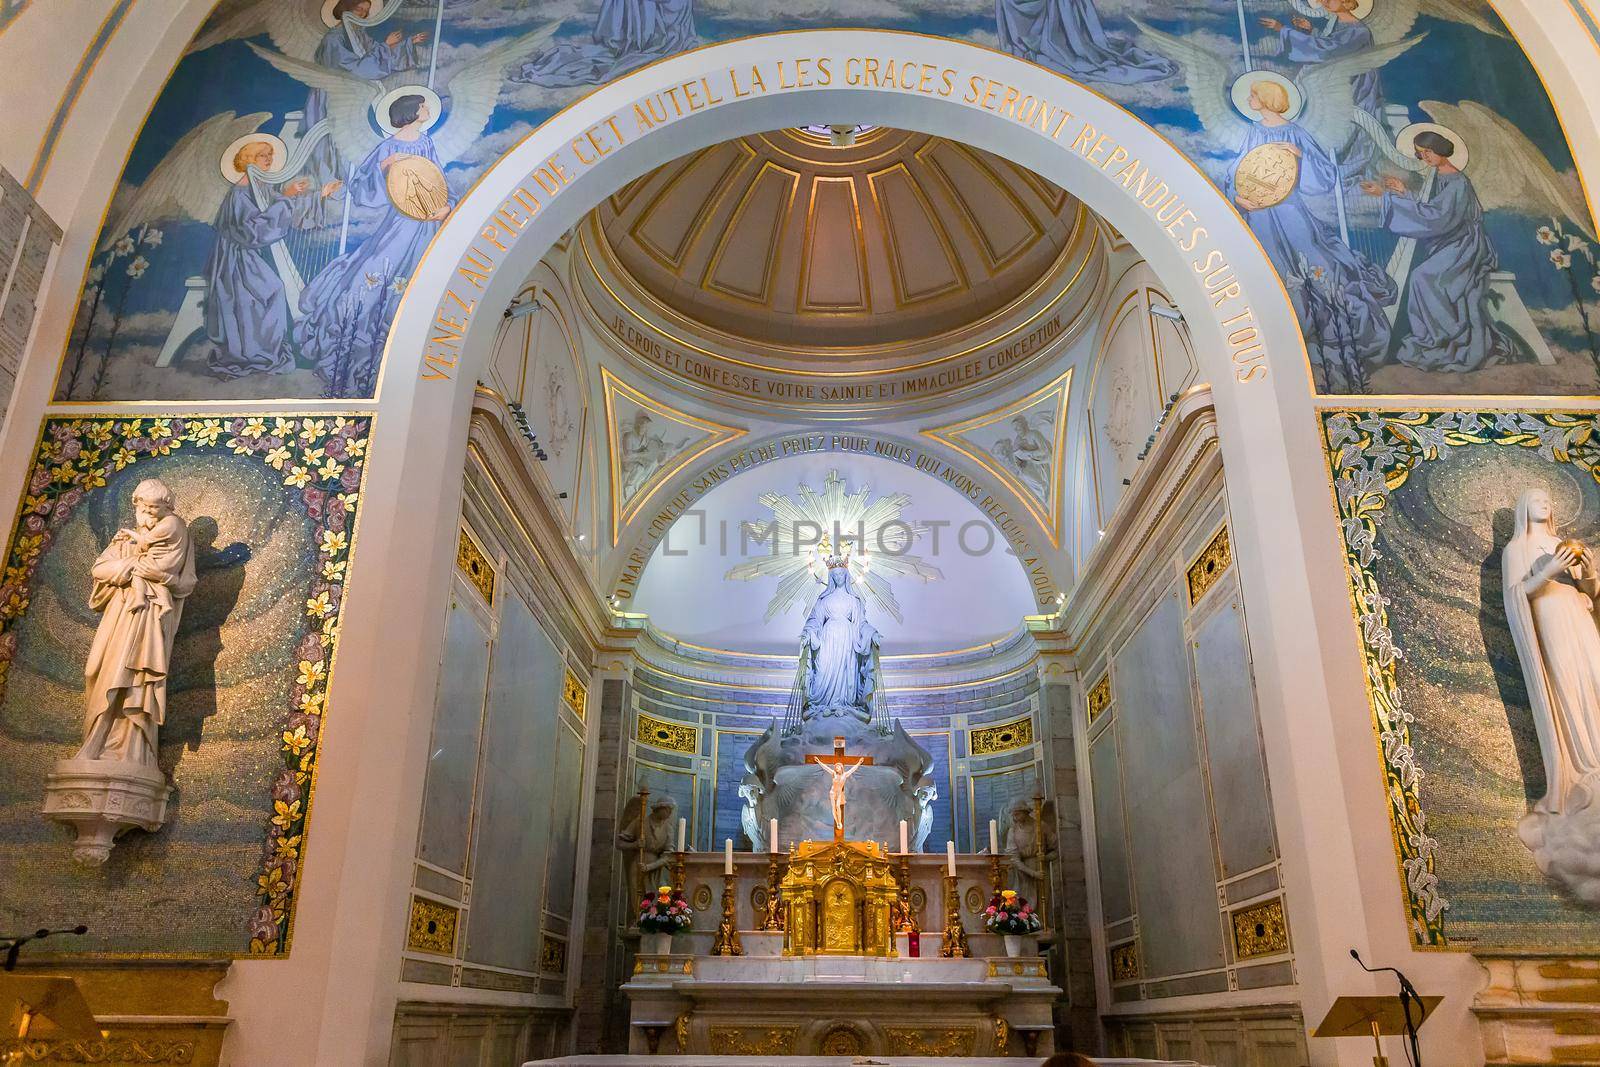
[
  {"xmin": 899, "ymin": 820, "xmax": 909, "ymax": 855},
  {"xmin": 677, "ymin": 817, "xmax": 687, "ymax": 852},
  {"xmin": 725, "ymin": 838, "xmax": 734, "ymax": 875},
  {"xmin": 989, "ymin": 819, "xmax": 999, "ymax": 855},
  {"xmin": 946, "ymin": 840, "xmax": 956, "ymax": 877},
  {"xmin": 769, "ymin": 817, "xmax": 778, "ymax": 854}
]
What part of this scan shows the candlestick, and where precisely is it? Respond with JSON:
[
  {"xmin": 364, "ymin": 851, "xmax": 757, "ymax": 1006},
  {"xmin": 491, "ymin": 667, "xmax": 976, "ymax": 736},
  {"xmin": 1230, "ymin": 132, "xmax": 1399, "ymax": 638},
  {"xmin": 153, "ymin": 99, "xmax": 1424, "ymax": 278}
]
[
  {"xmin": 769, "ymin": 817, "xmax": 778, "ymax": 855},
  {"xmin": 989, "ymin": 852, "xmax": 1004, "ymax": 895},
  {"xmin": 712, "ymin": 872, "xmax": 744, "ymax": 956},
  {"xmin": 899, "ymin": 819, "xmax": 908, "ymax": 855},
  {"xmin": 894, "ymin": 853, "xmax": 915, "ymax": 933},
  {"xmin": 724, "ymin": 838, "xmax": 733, "ymax": 875},
  {"xmin": 939, "ymin": 872, "xmax": 969, "ymax": 958},
  {"xmin": 989, "ymin": 819, "xmax": 999, "ymax": 856},
  {"xmin": 763, "ymin": 851, "xmax": 784, "ymax": 931},
  {"xmin": 946, "ymin": 840, "xmax": 956, "ymax": 877},
  {"xmin": 677, "ymin": 817, "xmax": 686, "ymax": 853}
]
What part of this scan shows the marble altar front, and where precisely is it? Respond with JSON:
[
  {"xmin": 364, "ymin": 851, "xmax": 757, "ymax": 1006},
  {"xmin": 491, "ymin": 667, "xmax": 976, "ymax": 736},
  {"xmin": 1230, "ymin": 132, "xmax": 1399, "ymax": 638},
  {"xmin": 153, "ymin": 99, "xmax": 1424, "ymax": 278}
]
[{"xmin": 621, "ymin": 851, "xmax": 1061, "ymax": 1056}]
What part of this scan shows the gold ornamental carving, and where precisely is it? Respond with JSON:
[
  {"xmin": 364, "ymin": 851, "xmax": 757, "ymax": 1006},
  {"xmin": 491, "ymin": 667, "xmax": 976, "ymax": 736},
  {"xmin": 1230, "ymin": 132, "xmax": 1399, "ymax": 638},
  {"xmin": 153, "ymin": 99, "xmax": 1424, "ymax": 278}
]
[
  {"xmin": 987, "ymin": 959, "xmax": 1046, "ymax": 978},
  {"xmin": 1110, "ymin": 941, "xmax": 1140, "ymax": 982},
  {"xmin": 1231, "ymin": 897, "xmax": 1289, "ymax": 960},
  {"xmin": 1087, "ymin": 672, "xmax": 1111, "ymax": 724},
  {"xmin": 674, "ymin": 1012, "xmax": 692, "ymax": 1053},
  {"xmin": 818, "ymin": 1025, "xmax": 867, "ymax": 1055},
  {"xmin": 562, "ymin": 669, "xmax": 587, "ymax": 719},
  {"xmin": 970, "ymin": 715, "xmax": 1035, "ymax": 757},
  {"xmin": 886, "ymin": 1027, "xmax": 977, "ymax": 1055},
  {"xmin": 406, "ymin": 896, "xmax": 459, "ymax": 956},
  {"xmin": 692, "ymin": 883, "xmax": 714, "ymax": 911},
  {"xmin": 707, "ymin": 1026, "xmax": 798, "ymax": 1055},
  {"xmin": 635, "ymin": 712, "xmax": 698, "ymax": 754},
  {"xmin": 456, "ymin": 528, "xmax": 495, "ymax": 604},
  {"xmin": 1232, "ymin": 143, "xmax": 1299, "ymax": 210},
  {"xmin": 964, "ymin": 886, "xmax": 986, "ymax": 915},
  {"xmin": 539, "ymin": 933, "xmax": 567, "ymax": 975},
  {"xmin": 1186, "ymin": 525, "xmax": 1233, "ymax": 605},
  {"xmin": 0, "ymin": 1038, "xmax": 196, "ymax": 1063},
  {"xmin": 780, "ymin": 841, "xmax": 898, "ymax": 957}
]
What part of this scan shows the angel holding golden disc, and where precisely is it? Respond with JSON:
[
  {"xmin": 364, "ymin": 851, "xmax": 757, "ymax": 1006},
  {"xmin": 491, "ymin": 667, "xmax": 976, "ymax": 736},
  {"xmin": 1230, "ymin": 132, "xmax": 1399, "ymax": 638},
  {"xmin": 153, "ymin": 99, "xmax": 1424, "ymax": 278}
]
[{"xmin": 1138, "ymin": 21, "xmax": 1416, "ymax": 389}]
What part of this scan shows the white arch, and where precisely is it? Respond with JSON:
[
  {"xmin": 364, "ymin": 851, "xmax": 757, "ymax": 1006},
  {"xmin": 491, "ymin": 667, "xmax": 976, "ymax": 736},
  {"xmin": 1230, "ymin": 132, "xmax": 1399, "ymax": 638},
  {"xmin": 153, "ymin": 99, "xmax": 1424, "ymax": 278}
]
[{"xmin": 281, "ymin": 30, "xmax": 1407, "ymax": 1065}]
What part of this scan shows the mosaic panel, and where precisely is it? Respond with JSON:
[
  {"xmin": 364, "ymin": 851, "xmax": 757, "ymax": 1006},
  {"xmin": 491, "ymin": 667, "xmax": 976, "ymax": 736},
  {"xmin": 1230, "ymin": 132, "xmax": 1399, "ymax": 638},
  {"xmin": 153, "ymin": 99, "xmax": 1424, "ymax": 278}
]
[
  {"xmin": 1230, "ymin": 898, "xmax": 1288, "ymax": 960},
  {"xmin": 1087, "ymin": 673, "xmax": 1111, "ymax": 725},
  {"xmin": 637, "ymin": 711, "xmax": 697, "ymax": 754},
  {"xmin": 456, "ymin": 527, "xmax": 494, "ymax": 604},
  {"xmin": 0, "ymin": 414, "xmax": 370, "ymax": 956},
  {"xmin": 1185, "ymin": 525, "xmax": 1232, "ymax": 605},
  {"xmin": 407, "ymin": 896, "xmax": 459, "ymax": 956},
  {"xmin": 969, "ymin": 714, "xmax": 1034, "ymax": 757}
]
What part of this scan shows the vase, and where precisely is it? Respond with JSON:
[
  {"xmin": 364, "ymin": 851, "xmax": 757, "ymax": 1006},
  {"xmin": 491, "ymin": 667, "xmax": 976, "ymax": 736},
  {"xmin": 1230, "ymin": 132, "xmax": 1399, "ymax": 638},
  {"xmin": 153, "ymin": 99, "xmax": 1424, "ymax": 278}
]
[
  {"xmin": 642, "ymin": 931, "xmax": 673, "ymax": 955},
  {"xmin": 1003, "ymin": 934, "xmax": 1025, "ymax": 957}
]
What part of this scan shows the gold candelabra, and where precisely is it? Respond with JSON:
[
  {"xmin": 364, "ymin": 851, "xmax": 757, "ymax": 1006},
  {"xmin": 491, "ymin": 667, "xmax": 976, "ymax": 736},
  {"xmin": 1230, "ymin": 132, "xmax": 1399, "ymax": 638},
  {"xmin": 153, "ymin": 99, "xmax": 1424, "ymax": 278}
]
[
  {"xmin": 939, "ymin": 873, "xmax": 968, "ymax": 958},
  {"xmin": 894, "ymin": 854, "xmax": 915, "ymax": 932},
  {"xmin": 989, "ymin": 853, "xmax": 1005, "ymax": 895},
  {"xmin": 762, "ymin": 853, "xmax": 784, "ymax": 931},
  {"xmin": 672, "ymin": 850, "xmax": 686, "ymax": 894},
  {"xmin": 712, "ymin": 872, "xmax": 743, "ymax": 956}
]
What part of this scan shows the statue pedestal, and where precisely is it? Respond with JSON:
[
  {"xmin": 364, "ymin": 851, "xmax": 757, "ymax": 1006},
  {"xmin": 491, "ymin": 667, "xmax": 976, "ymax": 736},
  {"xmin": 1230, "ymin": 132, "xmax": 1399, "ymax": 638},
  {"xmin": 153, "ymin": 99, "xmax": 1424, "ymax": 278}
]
[{"xmin": 43, "ymin": 758, "xmax": 171, "ymax": 864}]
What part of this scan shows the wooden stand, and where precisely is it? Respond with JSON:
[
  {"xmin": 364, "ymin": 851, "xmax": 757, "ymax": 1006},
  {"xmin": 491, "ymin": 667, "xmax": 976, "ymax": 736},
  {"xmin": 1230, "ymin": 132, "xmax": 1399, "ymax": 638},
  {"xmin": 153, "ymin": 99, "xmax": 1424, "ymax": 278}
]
[
  {"xmin": 1313, "ymin": 994, "xmax": 1441, "ymax": 1067},
  {"xmin": 939, "ymin": 873, "xmax": 969, "ymax": 958},
  {"xmin": 712, "ymin": 873, "xmax": 743, "ymax": 957}
]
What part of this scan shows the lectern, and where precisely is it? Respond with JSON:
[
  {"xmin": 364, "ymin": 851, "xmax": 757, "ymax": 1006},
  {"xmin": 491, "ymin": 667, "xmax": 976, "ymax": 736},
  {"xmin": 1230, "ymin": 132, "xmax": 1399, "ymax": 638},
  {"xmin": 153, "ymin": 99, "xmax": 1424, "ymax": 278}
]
[
  {"xmin": 1, "ymin": 973, "xmax": 102, "ymax": 1046},
  {"xmin": 1313, "ymin": 995, "xmax": 1441, "ymax": 1067}
]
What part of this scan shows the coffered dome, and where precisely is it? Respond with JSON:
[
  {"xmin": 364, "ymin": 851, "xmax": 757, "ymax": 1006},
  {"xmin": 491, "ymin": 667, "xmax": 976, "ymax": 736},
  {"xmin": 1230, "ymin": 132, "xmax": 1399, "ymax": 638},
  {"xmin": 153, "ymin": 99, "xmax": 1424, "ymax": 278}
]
[{"xmin": 573, "ymin": 127, "xmax": 1104, "ymax": 416}]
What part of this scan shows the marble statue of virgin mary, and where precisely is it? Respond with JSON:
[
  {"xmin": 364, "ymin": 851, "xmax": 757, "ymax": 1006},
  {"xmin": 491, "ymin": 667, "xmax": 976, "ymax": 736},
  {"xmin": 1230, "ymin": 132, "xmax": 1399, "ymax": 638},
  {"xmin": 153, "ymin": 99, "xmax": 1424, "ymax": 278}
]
[
  {"xmin": 799, "ymin": 559, "xmax": 880, "ymax": 723},
  {"xmin": 1503, "ymin": 487, "xmax": 1600, "ymax": 900}
]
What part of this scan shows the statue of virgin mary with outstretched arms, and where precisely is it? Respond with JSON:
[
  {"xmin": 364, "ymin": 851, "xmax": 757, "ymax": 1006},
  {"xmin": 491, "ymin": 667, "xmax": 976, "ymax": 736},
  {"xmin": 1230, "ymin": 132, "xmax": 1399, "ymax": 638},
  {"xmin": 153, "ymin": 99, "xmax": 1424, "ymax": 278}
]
[{"xmin": 798, "ymin": 558, "xmax": 880, "ymax": 723}]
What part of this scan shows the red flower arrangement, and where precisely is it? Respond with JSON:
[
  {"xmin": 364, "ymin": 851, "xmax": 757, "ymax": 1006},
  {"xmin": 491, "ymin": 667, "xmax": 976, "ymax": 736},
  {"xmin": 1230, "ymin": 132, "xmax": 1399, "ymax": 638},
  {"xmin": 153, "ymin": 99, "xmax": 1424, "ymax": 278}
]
[
  {"xmin": 638, "ymin": 884, "xmax": 694, "ymax": 934},
  {"xmin": 983, "ymin": 889, "xmax": 1042, "ymax": 934}
]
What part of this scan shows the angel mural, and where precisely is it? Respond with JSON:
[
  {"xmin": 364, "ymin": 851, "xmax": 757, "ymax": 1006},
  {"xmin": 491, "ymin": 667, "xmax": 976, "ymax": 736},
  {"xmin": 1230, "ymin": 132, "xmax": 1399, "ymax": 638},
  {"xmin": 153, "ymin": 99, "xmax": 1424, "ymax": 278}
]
[
  {"xmin": 1140, "ymin": 22, "xmax": 1415, "ymax": 391},
  {"xmin": 993, "ymin": 414, "xmax": 1053, "ymax": 500},
  {"xmin": 1359, "ymin": 101, "xmax": 1595, "ymax": 375},
  {"xmin": 513, "ymin": 0, "xmax": 696, "ymax": 88},
  {"xmin": 996, "ymin": 0, "xmax": 1173, "ymax": 86},
  {"xmin": 85, "ymin": 112, "xmax": 341, "ymax": 384},
  {"xmin": 189, "ymin": 0, "xmax": 429, "ymax": 198},
  {"xmin": 1257, "ymin": 0, "xmax": 1507, "ymax": 179},
  {"xmin": 248, "ymin": 22, "xmax": 556, "ymax": 395}
]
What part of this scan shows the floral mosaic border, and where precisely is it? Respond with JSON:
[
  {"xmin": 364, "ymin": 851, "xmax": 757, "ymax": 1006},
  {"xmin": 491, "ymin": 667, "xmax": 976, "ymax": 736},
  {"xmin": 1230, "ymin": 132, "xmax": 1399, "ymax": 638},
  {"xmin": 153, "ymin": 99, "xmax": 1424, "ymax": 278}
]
[
  {"xmin": 0, "ymin": 414, "xmax": 371, "ymax": 956},
  {"xmin": 1320, "ymin": 408, "xmax": 1600, "ymax": 948}
]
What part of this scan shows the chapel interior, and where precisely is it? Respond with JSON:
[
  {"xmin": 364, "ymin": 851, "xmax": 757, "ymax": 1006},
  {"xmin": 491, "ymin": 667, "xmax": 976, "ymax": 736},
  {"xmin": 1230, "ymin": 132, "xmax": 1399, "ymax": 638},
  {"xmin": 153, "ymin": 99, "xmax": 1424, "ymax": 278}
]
[{"xmin": 3, "ymin": 3, "xmax": 1600, "ymax": 1067}]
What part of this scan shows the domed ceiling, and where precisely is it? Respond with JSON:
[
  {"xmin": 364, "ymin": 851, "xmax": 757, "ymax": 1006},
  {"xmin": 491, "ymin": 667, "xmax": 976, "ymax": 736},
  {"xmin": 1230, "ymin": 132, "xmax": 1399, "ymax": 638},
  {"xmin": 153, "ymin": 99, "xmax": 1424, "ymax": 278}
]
[{"xmin": 573, "ymin": 127, "xmax": 1106, "ymax": 417}]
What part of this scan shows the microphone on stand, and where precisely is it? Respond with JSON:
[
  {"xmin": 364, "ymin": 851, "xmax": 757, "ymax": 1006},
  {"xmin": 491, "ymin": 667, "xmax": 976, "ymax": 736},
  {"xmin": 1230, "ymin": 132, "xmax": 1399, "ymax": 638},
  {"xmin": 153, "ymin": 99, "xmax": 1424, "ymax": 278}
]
[{"xmin": 1351, "ymin": 948, "xmax": 1423, "ymax": 1067}]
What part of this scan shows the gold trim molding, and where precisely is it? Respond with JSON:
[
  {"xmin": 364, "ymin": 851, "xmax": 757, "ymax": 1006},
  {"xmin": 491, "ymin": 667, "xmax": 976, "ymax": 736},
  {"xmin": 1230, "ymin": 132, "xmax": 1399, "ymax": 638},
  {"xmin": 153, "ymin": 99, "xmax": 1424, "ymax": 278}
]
[{"xmin": 707, "ymin": 1026, "xmax": 798, "ymax": 1054}]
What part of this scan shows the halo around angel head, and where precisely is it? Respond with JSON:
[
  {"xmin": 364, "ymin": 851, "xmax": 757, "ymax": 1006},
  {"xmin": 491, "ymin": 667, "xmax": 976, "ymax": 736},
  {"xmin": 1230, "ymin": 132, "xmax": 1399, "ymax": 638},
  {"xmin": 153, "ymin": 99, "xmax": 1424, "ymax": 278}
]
[
  {"xmin": 376, "ymin": 84, "xmax": 444, "ymax": 135},
  {"xmin": 220, "ymin": 132, "xmax": 286, "ymax": 183},
  {"xmin": 1347, "ymin": 0, "xmax": 1375, "ymax": 19},
  {"xmin": 322, "ymin": 0, "xmax": 392, "ymax": 29},
  {"xmin": 1230, "ymin": 71, "xmax": 1305, "ymax": 123},
  {"xmin": 1396, "ymin": 121, "xmax": 1470, "ymax": 170}
]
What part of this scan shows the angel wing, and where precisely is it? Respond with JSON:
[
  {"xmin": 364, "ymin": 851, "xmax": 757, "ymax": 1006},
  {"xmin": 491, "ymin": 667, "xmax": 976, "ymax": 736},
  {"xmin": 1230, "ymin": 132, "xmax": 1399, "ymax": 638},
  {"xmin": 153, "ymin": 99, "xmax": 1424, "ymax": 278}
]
[
  {"xmin": 1419, "ymin": 99, "xmax": 1595, "ymax": 239},
  {"xmin": 1366, "ymin": 0, "xmax": 1507, "ymax": 44},
  {"xmin": 430, "ymin": 23, "xmax": 560, "ymax": 163},
  {"xmin": 1296, "ymin": 34, "xmax": 1425, "ymax": 152},
  {"xmin": 246, "ymin": 42, "xmax": 387, "ymax": 162},
  {"xmin": 99, "ymin": 110, "xmax": 272, "ymax": 252},
  {"xmin": 188, "ymin": 0, "xmax": 405, "ymax": 59},
  {"xmin": 1133, "ymin": 20, "xmax": 1251, "ymax": 148}
]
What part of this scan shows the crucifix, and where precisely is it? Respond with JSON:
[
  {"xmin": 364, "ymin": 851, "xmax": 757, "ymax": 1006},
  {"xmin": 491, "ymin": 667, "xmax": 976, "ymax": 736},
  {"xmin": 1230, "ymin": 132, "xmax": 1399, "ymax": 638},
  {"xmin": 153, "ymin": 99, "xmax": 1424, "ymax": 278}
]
[{"xmin": 805, "ymin": 736, "xmax": 873, "ymax": 842}]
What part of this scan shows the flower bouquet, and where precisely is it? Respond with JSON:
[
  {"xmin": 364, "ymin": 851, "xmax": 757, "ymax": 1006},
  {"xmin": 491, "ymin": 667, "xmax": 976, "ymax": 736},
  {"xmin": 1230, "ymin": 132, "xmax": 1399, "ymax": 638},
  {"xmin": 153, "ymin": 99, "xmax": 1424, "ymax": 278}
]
[
  {"xmin": 638, "ymin": 884, "xmax": 693, "ymax": 954},
  {"xmin": 983, "ymin": 889, "xmax": 1041, "ymax": 956}
]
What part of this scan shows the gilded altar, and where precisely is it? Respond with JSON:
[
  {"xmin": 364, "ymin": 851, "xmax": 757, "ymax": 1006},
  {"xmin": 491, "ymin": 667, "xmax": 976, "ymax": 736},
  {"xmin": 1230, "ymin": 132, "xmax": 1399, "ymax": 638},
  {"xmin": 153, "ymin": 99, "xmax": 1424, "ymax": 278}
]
[{"xmin": 780, "ymin": 841, "xmax": 899, "ymax": 957}]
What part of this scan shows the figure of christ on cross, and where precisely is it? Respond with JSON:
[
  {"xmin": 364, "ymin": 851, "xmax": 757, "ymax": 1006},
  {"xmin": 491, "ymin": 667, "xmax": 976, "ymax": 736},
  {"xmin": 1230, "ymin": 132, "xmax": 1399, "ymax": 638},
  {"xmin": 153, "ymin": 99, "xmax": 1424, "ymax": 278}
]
[{"xmin": 805, "ymin": 736, "xmax": 874, "ymax": 842}]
